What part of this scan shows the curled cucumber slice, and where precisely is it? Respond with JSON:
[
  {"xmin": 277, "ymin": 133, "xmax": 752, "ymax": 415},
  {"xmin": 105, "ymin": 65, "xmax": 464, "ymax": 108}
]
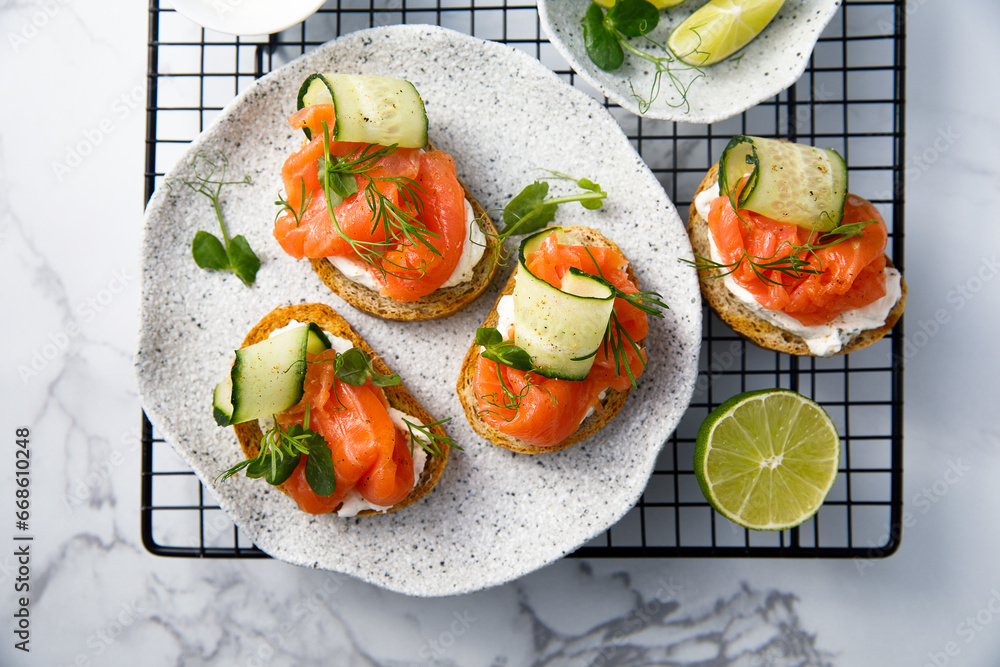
[
  {"xmin": 296, "ymin": 73, "xmax": 428, "ymax": 148},
  {"xmin": 719, "ymin": 135, "xmax": 847, "ymax": 232},
  {"xmin": 513, "ymin": 228, "xmax": 616, "ymax": 381},
  {"xmin": 217, "ymin": 324, "xmax": 331, "ymax": 426}
]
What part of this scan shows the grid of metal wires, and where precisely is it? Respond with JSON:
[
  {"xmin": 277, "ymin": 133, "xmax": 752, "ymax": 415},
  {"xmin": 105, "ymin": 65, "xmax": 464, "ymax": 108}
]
[{"xmin": 142, "ymin": 0, "xmax": 905, "ymax": 559}]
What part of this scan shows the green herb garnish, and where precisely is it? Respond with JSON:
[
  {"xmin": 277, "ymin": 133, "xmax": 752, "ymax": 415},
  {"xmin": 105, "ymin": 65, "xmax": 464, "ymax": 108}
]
[
  {"xmin": 683, "ymin": 215, "xmax": 878, "ymax": 286},
  {"xmin": 275, "ymin": 176, "xmax": 313, "ymax": 228},
  {"xmin": 581, "ymin": 247, "xmax": 668, "ymax": 389},
  {"xmin": 486, "ymin": 171, "xmax": 607, "ymax": 266},
  {"xmin": 582, "ymin": 0, "xmax": 705, "ymax": 113},
  {"xmin": 313, "ymin": 122, "xmax": 438, "ymax": 280},
  {"xmin": 476, "ymin": 327, "xmax": 537, "ymax": 371},
  {"xmin": 402, "ymin": 418, "xmax": 460, "ymax": 458},
  {"xmin": 170, "ymin": 151, "xmax": 260, "ymax": 286},
  {"xmin": 322, "ymin": 347, "xmax": 401, "ymax": 388},
  {"xmin": 474, "ymin": 327, "xmax": 557, "ymax": 420},
  {"xmin": 216, "ymin": 345, "xmax": 453, "ymax": 493},
  {"xmin": 216, "ymin": 406, "xmax": 336, "ymax": 496}
]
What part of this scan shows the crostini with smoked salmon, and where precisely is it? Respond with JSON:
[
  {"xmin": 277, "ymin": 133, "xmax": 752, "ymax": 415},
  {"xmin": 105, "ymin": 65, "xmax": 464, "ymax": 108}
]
[
  {"xmin": 272, "ymin": 73, "xmax": 499, "ymax": 320},
  {"xmin": 212, "ymin": 303, "xmax": 452, "ymax": 516},
  {"xmin": 456, "ymin": 225, "xmax": 665, "ymax": 454},
  {"xmin": 686, "ymin": 135, "xmax": 906, "ymax": 357}
]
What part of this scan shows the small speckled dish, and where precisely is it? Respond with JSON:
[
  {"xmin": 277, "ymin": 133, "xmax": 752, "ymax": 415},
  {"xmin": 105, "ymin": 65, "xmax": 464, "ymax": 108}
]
[
  {"xmin": 136, "ymin": 25, "xmax": 701, "ymax": 596},
  {"xmin": 538, "ymin": 0, "xmax": 842, "ymax": 123}
]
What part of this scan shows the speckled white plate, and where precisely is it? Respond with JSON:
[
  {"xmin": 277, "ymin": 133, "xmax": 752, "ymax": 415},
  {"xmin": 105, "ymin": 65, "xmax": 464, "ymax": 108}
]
[
  {"xmin": 136, "ymin": 25, "xmax": 701, "ymax": 596},
  {"xmin": 538, "ymin": 0, "xmax": 842, "ymax": 123}
]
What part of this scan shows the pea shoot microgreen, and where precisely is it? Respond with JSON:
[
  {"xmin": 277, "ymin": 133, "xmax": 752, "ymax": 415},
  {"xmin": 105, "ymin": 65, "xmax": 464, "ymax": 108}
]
[
  {"xmin": 305, "ymin": 346, "xmax": 401, "ymax": 412},
  {"xmin": 169, "ymin": 151, "xmax": 260, "ymax": 286},
  {"xmin": 323, "ymin": 347, "xmax": 402, "ymax": 388},
  {"xmin": 476, "ymin": 327, "xmax": 537, "ymax": 372},
  {"xmin": 581, "ymin": 0, "xmax": 706, "ymax": 113},
  {"xmin": 216, "ymin": 405, "xmax": 336, "ymax": 496},
  {"xmin": 308, "ymin": 121, "xmax": 438, "ymax": 281},
  {"xmin": 485, "ymin": 171, "xmax": 608, "ymax": 266}
]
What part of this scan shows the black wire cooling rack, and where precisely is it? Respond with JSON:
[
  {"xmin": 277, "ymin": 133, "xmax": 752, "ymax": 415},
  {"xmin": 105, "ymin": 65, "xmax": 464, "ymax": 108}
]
[{"xmin": 141, "ymin": 0, "xmax": 905, "ymax": 559}]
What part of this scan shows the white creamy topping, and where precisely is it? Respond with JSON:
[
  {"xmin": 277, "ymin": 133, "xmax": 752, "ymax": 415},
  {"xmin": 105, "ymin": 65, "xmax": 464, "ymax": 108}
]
[
  {"xmin": 697, "ymin": 189, "xmax": 902, "ymax": 356},
  {"xmin": 260, "ymin": 321, "xmax": 426, "ymax": 516},
  {"xmin": 326, "ymin": 197, "xmax": 485, "ymax": 292},
  {"xmin": 694, "ymin": 182, "xmax": 721, "ymax": 221},
  {"xmin": 494, "ymin": 293, "xmax": 516, "ymax": 339}
]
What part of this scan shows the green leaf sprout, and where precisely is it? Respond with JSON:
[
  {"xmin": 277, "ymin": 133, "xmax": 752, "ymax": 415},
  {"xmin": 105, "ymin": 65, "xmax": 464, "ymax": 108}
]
[
  {"xmin": 581, "ymin": 0, "xmax": 706, "ymax": 114},
  {"xmin": 170, "ymin": 151, "xmax": 260, "ymax": 286}
]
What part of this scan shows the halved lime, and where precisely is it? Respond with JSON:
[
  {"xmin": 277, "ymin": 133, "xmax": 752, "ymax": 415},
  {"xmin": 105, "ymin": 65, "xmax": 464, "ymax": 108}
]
[
  {"xmin": 668, "ymin": 0, "xmax": 786, "ymax": 67},
  {"xmin": 694, "ymin": 389, "xmax": 840, "ymax": 531},
  {"xmin": 593, "ymin": 0, "xmax": 687, "ymax": 10}
]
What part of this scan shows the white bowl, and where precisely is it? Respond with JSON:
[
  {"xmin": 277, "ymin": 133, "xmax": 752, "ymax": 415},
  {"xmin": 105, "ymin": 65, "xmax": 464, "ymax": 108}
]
[
  {"xmin": 171, "ymin": 0, "xmax": 326, "ymax": 35},
  {"xmin": 538, "ymin": 0, "xmax": 842, "ymax": 123}
]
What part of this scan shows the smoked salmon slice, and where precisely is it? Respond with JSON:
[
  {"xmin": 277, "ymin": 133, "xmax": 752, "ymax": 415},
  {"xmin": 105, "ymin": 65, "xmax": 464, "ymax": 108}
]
[
  {"xmin": 277, "ymin": 349, "xmax": 414, "ymax": 514},
  {"xmin": 473, "ymin": 233, "xmax": 648, "ymax": 448},
  {"xmin": 708, "ymin": 193, "xmax": 889, "ymax": 327},
  {"xmin": 273, "ymin": 104, "xmax": 468, "ymax": 303}
]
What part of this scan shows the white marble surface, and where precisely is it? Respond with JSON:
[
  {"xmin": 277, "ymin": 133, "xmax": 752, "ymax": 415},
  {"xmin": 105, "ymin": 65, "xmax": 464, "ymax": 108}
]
[{"xmin": 3, "ymin": 1, "xmax": 1000, "ymax": 665}]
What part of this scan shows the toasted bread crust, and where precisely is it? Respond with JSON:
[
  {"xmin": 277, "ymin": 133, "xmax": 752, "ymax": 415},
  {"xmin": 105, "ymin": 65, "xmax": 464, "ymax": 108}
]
[
  {"xmin": 687, "ymin": 164, "xmax": 907, "ymax": 356},
  {"xmin": 231, "ymin": 303, "xmax": 448, "ymax": 515},
  {"xmin": 455, "ymin": 226, "xmax": 640, "ymax": 454},
  {"xmin": 309, "ymin": 140, "xmax": 500, "ymax": 320}
]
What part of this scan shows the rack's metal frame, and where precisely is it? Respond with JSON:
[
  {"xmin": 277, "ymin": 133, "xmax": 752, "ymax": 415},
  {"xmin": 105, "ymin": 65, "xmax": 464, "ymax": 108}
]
[{"xmin": 142, "ymin": 0, "xmax": 905, "ymax": 559}]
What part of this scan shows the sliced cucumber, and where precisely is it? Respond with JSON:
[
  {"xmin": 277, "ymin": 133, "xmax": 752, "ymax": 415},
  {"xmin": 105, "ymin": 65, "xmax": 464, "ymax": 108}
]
[
  {"xmin": 306, "ymin": 323, "xmax": 331, "ymax": 356},
  {"xmin": 513, "ymin": 228, "xmax": 616, "ymax": 381},
  {"xmin": 296, "ymin": 73, "xmax": 428, "ymax": 148},
  {"xmin": 718, "ymin": 135, "xmax": 847, "ymax": 232},
  {"xmin": 226, "ymin": 324, "xmax": 331, "ymax": 425},
  {"xmin": 212, "ymin": 376, "xmax": 233, "ymax": 427}
]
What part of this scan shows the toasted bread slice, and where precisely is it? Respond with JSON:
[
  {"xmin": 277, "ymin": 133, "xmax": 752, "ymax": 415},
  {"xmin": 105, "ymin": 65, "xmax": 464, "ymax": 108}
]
[
  {"xmin": 231, "ymin": 303, "xmax": 448, "ymax": 515},
  {"xmin": 309, "ymin": 141, "xmax": 500, "ymax": 320},
  {"xmin": 687, "ymin": 164, "xmax": 907, "ymax": 356},
  {"xmin": 456, "ymin": 226, "xmax": 641, "ymax": 454}
]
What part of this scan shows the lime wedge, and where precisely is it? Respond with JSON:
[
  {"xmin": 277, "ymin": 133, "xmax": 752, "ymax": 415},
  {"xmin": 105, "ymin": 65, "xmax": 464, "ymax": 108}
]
[
  {"xmin": 694, "ymin": 389, "xmax": 840, "ymax": 531},
  {"xmin": 668, "ymin": 0, "xmax": 786, "ymax": 66},
  {"xmin": 593, "ymin": 0, "xmax": 687, "ymax": 10}
]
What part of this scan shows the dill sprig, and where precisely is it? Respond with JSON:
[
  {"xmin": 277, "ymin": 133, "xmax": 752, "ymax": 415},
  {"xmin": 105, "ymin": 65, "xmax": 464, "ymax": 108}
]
[
  {"xmin": 582, "ymin": 247, "xmax": 668, "ymax": 388},
  {"xmin": 474, "ymin": 327, "xmax": 557, "ymax": 420},
  {"xmin": 476, "ymin": 367, "xmax": 558, "ymax": 423},
  {"xmin": 683, "ymin": 219, "xmax": 878, "ymax": 286},
  {"xmin": 313, "ymin": 121, "xmax": 437, "ymax": 281},
  {"xmin": 275, "ymin": 176, "xmax": 313, "ymax": 228}
]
